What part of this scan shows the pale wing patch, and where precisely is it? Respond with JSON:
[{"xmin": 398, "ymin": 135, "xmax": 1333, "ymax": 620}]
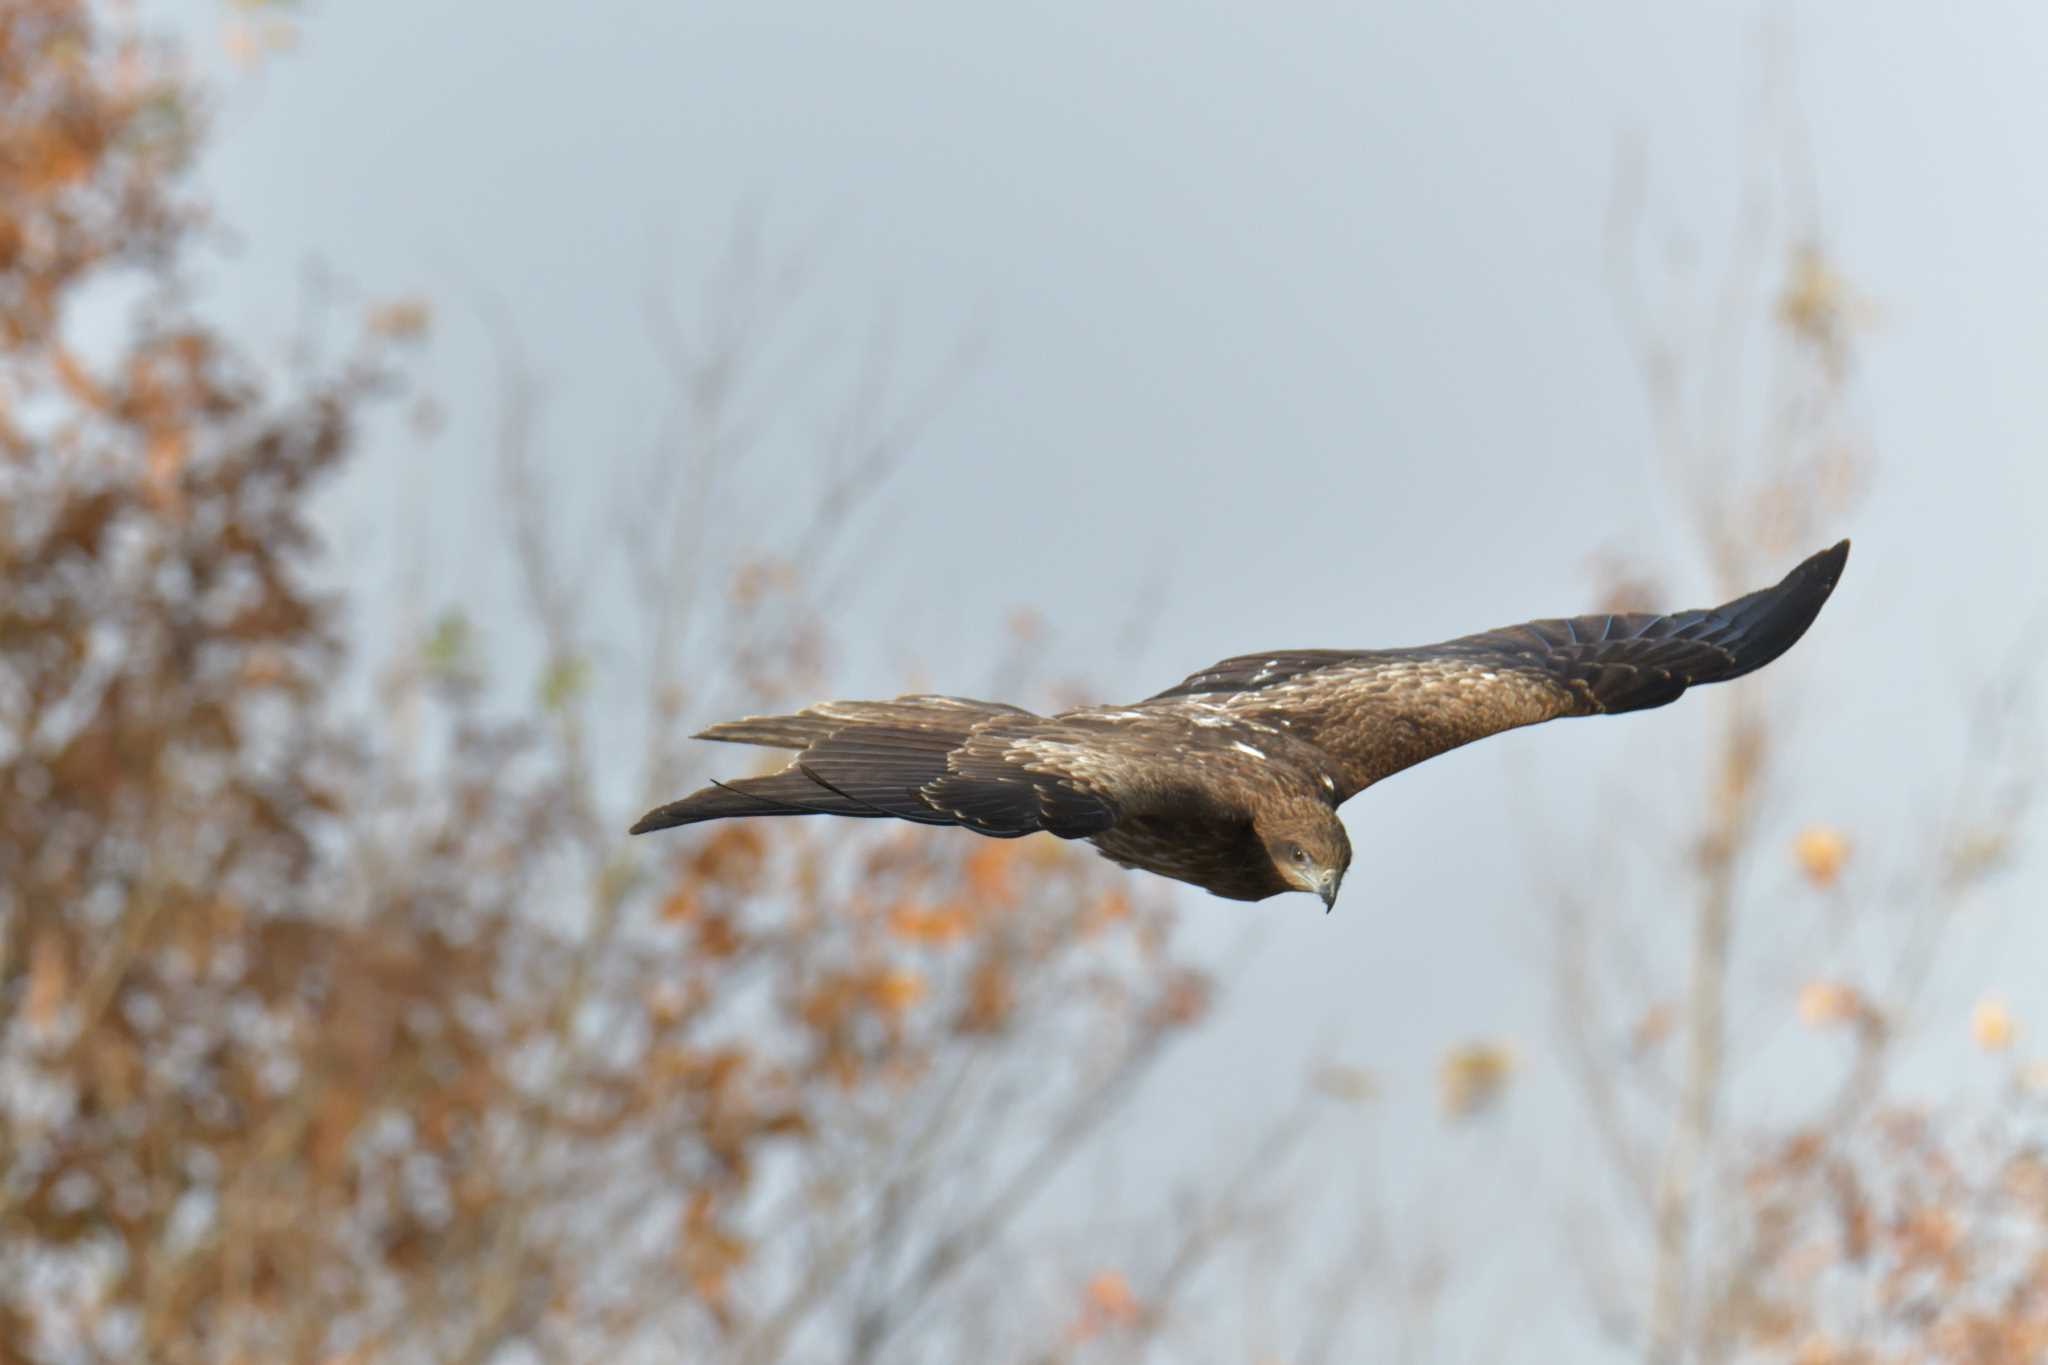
[
  {"xmin": 1191, "ymin": 658, "xmax": 1575, "ymax": 796},
  {"xmin": 1003, "ymin": 737, "xmax": 1120, "ymax": 787}
]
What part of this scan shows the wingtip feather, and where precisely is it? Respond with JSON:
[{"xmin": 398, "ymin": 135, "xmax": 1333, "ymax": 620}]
[
  {"xmin": 1806, "ymin": 538, "xmax": 1851, "ymax": 589},
  {"xmin": 1710, "ymin": 539, "xmax": 1850, "ymax": 682},
  {"xmin": 628, "ymin": 808, "xmax": 675, "ymax": 836}
]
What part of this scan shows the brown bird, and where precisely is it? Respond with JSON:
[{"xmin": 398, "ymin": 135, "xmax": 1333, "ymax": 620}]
[{"xmin": 632, "ymin": 541, "xmax": 1848, "ymax": 911}]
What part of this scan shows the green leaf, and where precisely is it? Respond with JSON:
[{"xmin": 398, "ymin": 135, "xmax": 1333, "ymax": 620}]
[
  {"xmin": 422, "ymin": 610, "xmax": 475, "ymax": 679},
  {"xmin": 539, "ymin": 653, "xmax": 591, "ymax": 712}
]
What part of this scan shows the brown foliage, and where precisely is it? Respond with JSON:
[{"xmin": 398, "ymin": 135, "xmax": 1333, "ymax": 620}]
[
  {"xmin": 0, "ymin": 6, "xmax": 1208, "ymax": 1363},
  {"xmin": 1736, "ymin": 1110, "xmax": 2048, "ymax": 1364},
  {"xmin": 0, "ymin": 1, "xmax": 194, "ymax": 357},
  {"xmin": 1543, "ymin": 63, "xmax": 2046, "ymax": 1365}
]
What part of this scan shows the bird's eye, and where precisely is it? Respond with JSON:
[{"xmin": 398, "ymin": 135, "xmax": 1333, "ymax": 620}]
[{"xmin": 1291, "ymin": 846, "xmax": 1310, "ymax": 866}]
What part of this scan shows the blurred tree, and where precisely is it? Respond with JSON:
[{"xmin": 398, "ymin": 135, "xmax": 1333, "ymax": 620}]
[
  {"xmin": 1538, "ymin": 59, "xmax": 2042, "ymax": 1365},
  {"xmin": 0, "ymin": 6, "xmax": 1234, "ymax": 1363}
]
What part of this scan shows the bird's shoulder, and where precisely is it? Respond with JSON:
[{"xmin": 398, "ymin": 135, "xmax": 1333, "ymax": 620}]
[
  {"xmin": 1146, "ymin": 649, "xmax": 1378, "ymax": 701},
  {"xmin": 1039, "ymin": 700, "xmax": 1343, "ymax": 795},
  {"xmin": 1049, "ymin": 698, "xmax": 1293, "ymax": 745}
]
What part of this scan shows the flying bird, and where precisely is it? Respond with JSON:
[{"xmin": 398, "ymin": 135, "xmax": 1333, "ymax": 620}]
[{"xmin": 632, "ymin": 541, "xmax": 1849, "ymax": 911}]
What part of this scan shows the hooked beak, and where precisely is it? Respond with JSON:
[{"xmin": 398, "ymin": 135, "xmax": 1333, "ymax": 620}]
[{"xmin": 1318, "ymin": 869, "xmax": 1342, "ymax": 914}]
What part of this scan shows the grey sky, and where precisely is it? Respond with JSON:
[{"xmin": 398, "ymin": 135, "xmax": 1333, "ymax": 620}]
[{"xmin": 147, "ymin": 0, "xmax": 2048, "ymax": 1354}]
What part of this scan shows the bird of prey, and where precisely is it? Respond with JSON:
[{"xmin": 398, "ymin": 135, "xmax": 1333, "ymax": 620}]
[{"xmin": 632, "ymin": 541, "xmax": 1848, "ymax": 911}]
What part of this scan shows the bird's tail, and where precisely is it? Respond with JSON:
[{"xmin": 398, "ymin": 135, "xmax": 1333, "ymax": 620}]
[
  {"xmin": 629, "ymin": 695, "xmax": 1031, "ymax": 835},
  {"xmin": 629, "ymin": 771, "xmax": 897, "ymax": 833}
]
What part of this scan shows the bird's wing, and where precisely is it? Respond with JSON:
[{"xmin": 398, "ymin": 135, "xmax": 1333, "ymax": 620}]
[
  {"xmin": 1150, "ymin": 540, "xmax": 1848, "ymax": 796},
  {"xmin": 630, "ymin": 697, "xmax": 1123, "ymax": 839},
  {"xmin": 802, "ymin": 719, "xmax": 1124, "ymax": 837}
]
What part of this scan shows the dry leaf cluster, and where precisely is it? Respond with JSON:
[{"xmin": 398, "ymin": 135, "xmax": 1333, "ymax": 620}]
[{"xmin": 0, "ymin": 8, "xmax": 1215, "ymax": 1361}]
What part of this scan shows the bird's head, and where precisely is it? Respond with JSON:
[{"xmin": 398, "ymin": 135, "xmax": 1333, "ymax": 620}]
[{"xmin": 1261, "ymin": 802, "xmax": 1351, "ymax": 912}]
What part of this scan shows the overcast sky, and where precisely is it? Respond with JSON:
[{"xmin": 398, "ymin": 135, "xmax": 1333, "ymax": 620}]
[{"xmin": 147, "ymin": 1, "xmax": 2048, "ymax": 1354}]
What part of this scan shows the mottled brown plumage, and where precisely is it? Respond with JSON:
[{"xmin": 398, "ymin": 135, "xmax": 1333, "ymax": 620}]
[{"xmin": 632, "ymin": 542, "xmax": 1849, "ymax": 909}]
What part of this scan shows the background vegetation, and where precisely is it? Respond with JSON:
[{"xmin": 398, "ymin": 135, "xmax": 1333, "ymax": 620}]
[{"xmin": 2, "ymin": 4, "xmax": 2041, "ymax": 1362}]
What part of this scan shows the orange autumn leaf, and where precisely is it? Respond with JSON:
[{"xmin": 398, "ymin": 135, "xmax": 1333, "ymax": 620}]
[
  {"xmin": 366, "ymin": 296, "xmax": 432, "ymax": 340},
  {"xmin": 1971, "ymin": 996, "xmax": 2016, "ymax": 1052},
  {"xmin": 1080, "ymin": 889, "xmax": 1131, "ymax": 937},
  {"xmin": 962, "ymin": 840, "xmax": 1017, "ymax": 904},
  {"xmin": 23, "ymin": 931, "xmax": 70, "ymax": 1039},
  {"xmin": 644, "ymin": 982, "xmax": 689, "ymax": 1027},
  {"xmin": 958, "ymin": 958, "xmax": 1014, "ymax": 1035},
  {"xmin": 1438, "ymin": 1040, "xmax": 1516, "ymax": 1120},
  {"xmin": 689, "ymin": 823, "xmax": 767, "ymax": 891},
  {"xmin": 1085, "ymin": 1268, "xmax": 1140, "ymax": 1322},
  {"xmin": 887, "ymin": 902, "xmax": 971, "ymax": 944},
  {"xmin": 147, "ymin": 426, "xmax": 188, "ymax": 479},
  {"xmin": 1797, "ymin": 980, "xmax": 1865, "ymax": 1029},
  {"xmin": 675, "ymin": 1190, "xmax": 750, "ymax": 1327},
  {"xmin": 1793, "ymin": 825, "xmax": 1850, "ymax": 887},
  {"xmin": 51, "ymin": 346, "xmax": 110, "ymax": 411},
  {"xmin": 693, "ymin": 912, "xmax": 742, "ymax": 958},
  {"xmin": 1791, "ymin": 1336, "xmax": 1848, "ymax": 1365},
  {"xmin": 24, "ymin": 128, "xmax": 94, "ymax": 190},
  {"xmin": 874, "ymin": 967, "xmax": 926, "ymax": 1014},
  {"xmin": 1156, "ymin": 969, "xmax": 1210, "ymax": 1027},
  {"xmin": 1067, "ymin": 1268, "xmax": 1143, "ymax": 1340},
  {"xmin": 238, "ymin": 649, "xmax": 295, "ymax": 689}
]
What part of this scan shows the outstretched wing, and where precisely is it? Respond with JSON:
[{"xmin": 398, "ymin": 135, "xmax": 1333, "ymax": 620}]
[
  {"xmin": 629, "ymin": 696, "xmax": 1123, "ymax": 840},
  {"xmin": 1153, "ymin": 540, "xmax": 1848, "ymax": 797}
]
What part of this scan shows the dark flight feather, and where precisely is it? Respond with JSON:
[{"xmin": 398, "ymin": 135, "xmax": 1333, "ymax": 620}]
[
  {"xmin": 1428, "ymin": 537, "xmax": 1848, "ymax": 715},
  {"xmin": 1154, "ymin": 540, "xmax": 1848, "ymax": 797},
  {"xmin": 1156, "ymin": 541, "xmax": 1846, "ymax": 708},
  {"xmin": 631, "ymin": 542, "xmax": 1850, "ymax": 903}
]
